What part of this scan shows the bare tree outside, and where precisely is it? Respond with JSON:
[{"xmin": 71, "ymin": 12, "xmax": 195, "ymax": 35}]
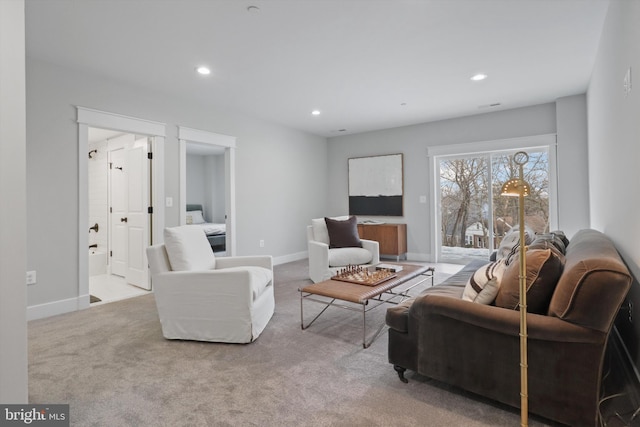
[{"xmin": 439, "ymin": 150, "xmax": 549, "ymax": 263}]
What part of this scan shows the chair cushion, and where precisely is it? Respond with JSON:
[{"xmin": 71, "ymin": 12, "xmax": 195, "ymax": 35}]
[
  {"xmin": 311, "ymin": 216, "xmax": 349, "ymax": 245},
  {"xmin": 219, "ymin": 266, "xmax": 273, "ymax": 300},
  {"xmin": 328, "ymin": 247, "xmax": 373, "ymax": 267},
  {"xmin": 495, "ymin": 248, "xmax": 564, "ymax": 314},
  {"xmin": 325, "ymin": 216, "xmax": 362, "ymax": 248},
  {"xmin": 164, "ymin": 225, "xmax": 216, "ymax": 271}
]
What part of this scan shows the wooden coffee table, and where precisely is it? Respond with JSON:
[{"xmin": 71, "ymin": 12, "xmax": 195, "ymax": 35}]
[{"xmin": 299, "ymin": 263, "xmax": 434, "ymax": 348}]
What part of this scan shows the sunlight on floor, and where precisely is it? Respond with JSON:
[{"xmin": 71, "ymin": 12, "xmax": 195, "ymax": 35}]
[{"xmin": 89, "ymin": 274, "xmax": 150, "ymax": 306}]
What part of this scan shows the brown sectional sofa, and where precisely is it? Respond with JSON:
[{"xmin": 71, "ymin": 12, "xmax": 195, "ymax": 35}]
[{"xmin": 386, "ymin": 229, "xmax": 632, "ymax": 426}]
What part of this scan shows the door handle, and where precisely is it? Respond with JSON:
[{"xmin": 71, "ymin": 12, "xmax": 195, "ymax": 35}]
[{"xmin": 121, "ymin": 217, "xmax": 128, "ymax": 223}]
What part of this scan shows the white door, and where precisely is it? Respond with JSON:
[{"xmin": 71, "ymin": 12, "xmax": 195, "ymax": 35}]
[
  {"xmin": 125, "ymin": 138, "xmax": 150, "ymax": 289},
  {"xmin": 110, "ymin": 147, "xmax": 128, "ymax": 277},
  {"xmin": 108, "ymin": 134, "xmax": 151, "ymax": 290}
]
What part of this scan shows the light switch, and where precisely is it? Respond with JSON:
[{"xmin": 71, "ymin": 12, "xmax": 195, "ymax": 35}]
[
  {"xmin": 419, "ymin": 196, "xmax": 427, "ymax": 204},
  {"xmin": 165, "ymin": 197, "xmax": 173, "ymax": 207}
]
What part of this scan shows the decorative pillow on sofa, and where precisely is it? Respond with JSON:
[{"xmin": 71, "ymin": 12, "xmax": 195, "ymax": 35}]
[
  {"xmin": 325, "ymin": 216, "xmax": 362, "ymax": 248},
  {"xmin": 494, "ymin": 248, "xmax": 564, "ymax": 314},
  {"xmin": 495, "ymin": 224, "xmax": 535, "ymax": 264},
  {"xmin": 529, "ymin": 232, "xmax": 567, "ymax": 257},
  {"xmin": 462, "ymin": 259, "xmax": 507, "ymax": 304}
]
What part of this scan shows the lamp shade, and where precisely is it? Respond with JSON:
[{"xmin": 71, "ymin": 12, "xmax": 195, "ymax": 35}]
[{"xmin": 500, "ymin": 178, "xmax": 530, "ymax": 197}]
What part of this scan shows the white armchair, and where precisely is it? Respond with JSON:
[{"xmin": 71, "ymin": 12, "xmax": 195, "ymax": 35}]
[
  {"xmin": 307, "ymin": 216, "xmax": 380, "ymax": 283},
  {"xmin": 146, "ymin": 225, "xmax": 274, "ymax": 343}
]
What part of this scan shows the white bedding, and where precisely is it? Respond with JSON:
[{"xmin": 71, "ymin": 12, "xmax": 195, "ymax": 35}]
[
  {"xmin": 200, "ymin": 222, "xmax": 226, "ymax": 236},
  {"xmin": 186, "ymin": 209, "xmax": 226, "ymax": 236}
]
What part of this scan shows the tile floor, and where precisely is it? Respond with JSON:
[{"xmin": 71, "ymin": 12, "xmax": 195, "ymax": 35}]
[{"xmin": 89, "ymin": 274, "xmax": 150, "ymax": 306}]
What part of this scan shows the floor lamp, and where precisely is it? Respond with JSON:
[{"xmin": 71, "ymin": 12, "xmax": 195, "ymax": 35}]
[{"xmin": 500, "ymin": 151, "xmax": 531, "ymax": 427}]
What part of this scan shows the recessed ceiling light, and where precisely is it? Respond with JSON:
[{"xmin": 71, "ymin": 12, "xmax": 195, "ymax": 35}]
[
  {"xmin": 196, "ymin": 66, "xmax": 211, "ymax": 75},
  {"xmin": 311, "ymin": 110, "xmax": 321, "ymax": 116},
  {"xmin": 247, "ymin": 5, "xmax": 260, "ymax": 13},
  {"xmin": 471, "ymin": 73, "xmax": 488, "ymax": 81}
]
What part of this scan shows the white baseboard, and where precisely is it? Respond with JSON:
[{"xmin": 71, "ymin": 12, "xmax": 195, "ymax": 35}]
[
  {"xmin": 28, "ymin": 254, "xmax": 309, "ymax": 321},
  {"xmin": 273, "ymin": 251, "xmax": 307, "ymax": 266},
  {"xmin": 27, "ymin": 295, "xmax": 88, "ymax": 321}
]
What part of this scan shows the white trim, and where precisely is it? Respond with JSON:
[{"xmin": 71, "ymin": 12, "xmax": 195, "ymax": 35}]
[
  {"xmin": 273, "ymin": 251, "xmax": 308, "ymax": 266},
  {"xmin": 77, "ymin": 107, "xmax": 165, "ymax": 137},
  {"xmin": 428, "ymin": 133, "xmax": 558, "ymax": 262},
  {"xmin": 27, "ymin": 296, "xmax": 84, "ymax": 321},
  {"xmin": 76, "ymin": 107, "xmax": 166, "ymax": 311},
  {"xmin": 426, "ymin": 133, "xmax": 557, "ymax": 158},
  {"xmin": 178, "ymin": 126, "xmax": 237, "ymax": 256},
  {"xmin": 178, "ymin": 126, "xmax": 236, "ymax": 148}
]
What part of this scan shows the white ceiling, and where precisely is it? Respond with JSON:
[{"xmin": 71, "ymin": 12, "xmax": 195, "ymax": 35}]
[{"xmin": 26, "ymin": 0, "xmax": 609, "ymax": 137}]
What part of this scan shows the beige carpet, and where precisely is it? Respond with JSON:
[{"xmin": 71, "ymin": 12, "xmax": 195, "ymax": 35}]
[{"xmin": 28, "ymin": 260, "xmax": 554, "ymax": 426}]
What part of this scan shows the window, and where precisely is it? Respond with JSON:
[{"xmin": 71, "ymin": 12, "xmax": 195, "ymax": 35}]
[{"xmin": 429, "ymin": 135, "xmax": 557, "ymax": 264}]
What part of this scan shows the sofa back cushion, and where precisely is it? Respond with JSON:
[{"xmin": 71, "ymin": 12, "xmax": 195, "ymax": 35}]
[
  {"xmin": 548, "ymin": 229, "xmax": 632, "ymax": 332},
  {"xmin": 495, "ymin": 248, "xmax": 564, "ymax": 314}
]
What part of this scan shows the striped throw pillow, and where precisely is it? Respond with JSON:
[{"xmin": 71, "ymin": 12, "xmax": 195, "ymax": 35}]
[{"xmin": 462, "ymin": 259, "xmax": 507, "ymax": 304}]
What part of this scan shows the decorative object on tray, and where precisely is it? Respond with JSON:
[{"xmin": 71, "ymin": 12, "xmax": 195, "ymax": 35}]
[
  {"xmin": 332, "ymin": 264, "xmax": 396, "ymax": 286},
  {"xmin": 376, "ymin": 263, "xmax": 403, "ymax": 272}
]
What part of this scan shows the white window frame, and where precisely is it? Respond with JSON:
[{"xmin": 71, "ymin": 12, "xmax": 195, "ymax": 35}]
[{"xmin": 427, "ymin": 134, "xmax": 558, "ymax": 262}]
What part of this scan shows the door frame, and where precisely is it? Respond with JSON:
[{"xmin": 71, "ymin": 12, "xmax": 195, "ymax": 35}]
[
  {"xmin": 178, "ymin": 126, "xmax": 237, "ymax": 256},
  {"xmin": 77, "ymin": 106, "xmax": 165, "ymax": 309},
  {"xmin": 427, "ymin": 133, "xmax": 558, "ymax": 262}
]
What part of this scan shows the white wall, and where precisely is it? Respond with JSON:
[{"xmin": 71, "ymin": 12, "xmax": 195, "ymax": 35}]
[
  {"xmin": 556, "ymin": 94, "xmax": 590, "ymax": 238},
  {"xmin": 186, "ymin": 153, "xmax": 206, "ymax": 214},
  {"xmin": 587, "ymin": 0, "xmax": 640, "ymax": 367},
  {"xmin": 0, "ymin": 0, "xmax": 28, "ymax": 403},
  {"xmin": 326, "ymin": 102, "xmax": 591, "ymax": 260},
  {"xmin": 26, "ymin": 57, "xmax": 327, "ymax": 314}
]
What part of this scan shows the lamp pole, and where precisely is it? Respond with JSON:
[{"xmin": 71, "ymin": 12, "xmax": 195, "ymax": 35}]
[{"xmin": 501, "ymin": 151, "xmax": 530, "ymax": 427}]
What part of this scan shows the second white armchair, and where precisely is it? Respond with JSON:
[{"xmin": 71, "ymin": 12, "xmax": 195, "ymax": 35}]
[{"xmin": 307, "ymin": 216, "xmax": 380, "ymax": 283}]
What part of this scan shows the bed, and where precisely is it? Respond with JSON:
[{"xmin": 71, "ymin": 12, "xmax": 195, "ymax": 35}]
[{"xmin": 186, "ymin": 204, "xmax": 226, "ymax": 252}]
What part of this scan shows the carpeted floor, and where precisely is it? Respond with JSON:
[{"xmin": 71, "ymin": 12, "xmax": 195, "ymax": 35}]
[{"xmin": 28, "ymin": 260, "xmax": 555, "ymax": 426}]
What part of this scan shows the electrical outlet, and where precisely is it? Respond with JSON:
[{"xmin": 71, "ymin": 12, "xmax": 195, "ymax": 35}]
[
  {"xmin": 259, "ymin": 240, "xmax": 265, "ymax": 248},
  {"xmin": 26, "ymin": 270, "xmax": 37, "ymax": 285}
]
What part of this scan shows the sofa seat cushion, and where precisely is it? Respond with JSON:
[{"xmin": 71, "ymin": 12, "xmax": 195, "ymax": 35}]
[
  {"xmin": 218, "ymin": 266, "xmax": 273, "ymax": 300},
  {"xmin": 328, "ymin": 247, "xmax": 373, "ymax": 267},
  {"xmin": 495, "ymin": 248, "xmax": 564, "ymax": 314}
]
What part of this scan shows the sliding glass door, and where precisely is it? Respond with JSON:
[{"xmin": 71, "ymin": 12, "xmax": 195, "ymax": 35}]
[{"xmin": 438, "ymin": 148, "xmax": 550, "ymax": 264}]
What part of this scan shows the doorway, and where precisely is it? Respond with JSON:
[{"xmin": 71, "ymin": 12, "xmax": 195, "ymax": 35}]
[
  {"xmin": 178, "ymin": 126, "xmax": 236, "ymax": 256},
  {"xmin": 87, "ymin": 129, "xmax": 152, "ymax": 303},
  {"xmin": 78, "ymin": 107, "xmax": 166, "ymax": 309}
]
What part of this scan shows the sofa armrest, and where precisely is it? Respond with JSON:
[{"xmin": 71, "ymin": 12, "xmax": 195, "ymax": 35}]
[
  {"xmin": 216, "ymin": 255, "xmax": 273, "ymax": 270},
  {"xmin": 413, "ymin": 295, "xmax": 603, "ymax": 344},
  {"xmin": 361, "ymin": 239, "xmax": 380, "ymax": 264}
]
